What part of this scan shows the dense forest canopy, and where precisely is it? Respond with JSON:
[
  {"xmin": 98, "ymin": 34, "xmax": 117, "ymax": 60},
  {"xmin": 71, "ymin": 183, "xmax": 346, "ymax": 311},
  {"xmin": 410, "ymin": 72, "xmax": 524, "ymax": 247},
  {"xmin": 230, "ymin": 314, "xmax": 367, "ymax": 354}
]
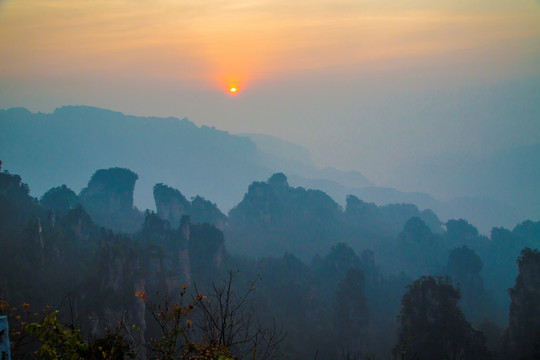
[{"xmin": 1, "ymin": 163, "xmax": 539, "ymax": 359}]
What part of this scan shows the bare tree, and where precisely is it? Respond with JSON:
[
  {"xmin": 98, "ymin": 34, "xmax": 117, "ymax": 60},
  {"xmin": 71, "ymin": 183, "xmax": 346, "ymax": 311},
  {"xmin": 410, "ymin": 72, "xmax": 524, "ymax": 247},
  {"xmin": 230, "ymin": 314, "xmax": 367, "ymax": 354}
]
[{"xmin": 194, "ymin": 271, "xmax": 286, "ymax": 360}]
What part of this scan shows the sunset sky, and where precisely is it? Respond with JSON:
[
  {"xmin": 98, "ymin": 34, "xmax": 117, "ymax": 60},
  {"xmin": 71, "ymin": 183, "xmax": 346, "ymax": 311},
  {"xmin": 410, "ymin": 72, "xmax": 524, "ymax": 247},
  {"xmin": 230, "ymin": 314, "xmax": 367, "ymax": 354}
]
[{"xmin": 1, "ymin": 0, "xmax": 539, "ymax": 188}]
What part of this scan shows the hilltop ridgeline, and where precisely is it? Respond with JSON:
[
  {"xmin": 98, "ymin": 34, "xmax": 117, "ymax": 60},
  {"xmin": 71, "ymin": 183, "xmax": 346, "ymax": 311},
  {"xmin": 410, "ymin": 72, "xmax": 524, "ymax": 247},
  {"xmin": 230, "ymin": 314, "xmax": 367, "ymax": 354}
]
[{"xmin": 3, "ymin": 105, "xmax": 532, "ymax": 233}]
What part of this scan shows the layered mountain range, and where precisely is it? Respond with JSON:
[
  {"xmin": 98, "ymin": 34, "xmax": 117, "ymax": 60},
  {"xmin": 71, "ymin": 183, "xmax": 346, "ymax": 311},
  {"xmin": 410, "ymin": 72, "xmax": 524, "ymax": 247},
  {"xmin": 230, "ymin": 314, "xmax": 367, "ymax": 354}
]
[{"xmin": 1, "ymin": 105, "xmax": 537, "ymax": 232}]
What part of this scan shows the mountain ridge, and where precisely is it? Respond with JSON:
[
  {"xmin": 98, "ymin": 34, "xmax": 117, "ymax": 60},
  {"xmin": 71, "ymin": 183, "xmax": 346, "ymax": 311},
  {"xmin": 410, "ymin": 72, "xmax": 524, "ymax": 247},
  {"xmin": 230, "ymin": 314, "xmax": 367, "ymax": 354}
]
[{"xmin": 1, "ymin": 105, "xmax": 531, "ymax": 233}]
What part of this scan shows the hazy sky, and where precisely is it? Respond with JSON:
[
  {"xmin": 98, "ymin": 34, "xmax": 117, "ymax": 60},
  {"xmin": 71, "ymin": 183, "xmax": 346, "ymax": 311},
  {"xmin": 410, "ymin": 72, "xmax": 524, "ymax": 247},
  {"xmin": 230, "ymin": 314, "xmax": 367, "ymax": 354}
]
[{"xmin": 1, "ymin": 0, "xmax": 539, "ymax": 187}]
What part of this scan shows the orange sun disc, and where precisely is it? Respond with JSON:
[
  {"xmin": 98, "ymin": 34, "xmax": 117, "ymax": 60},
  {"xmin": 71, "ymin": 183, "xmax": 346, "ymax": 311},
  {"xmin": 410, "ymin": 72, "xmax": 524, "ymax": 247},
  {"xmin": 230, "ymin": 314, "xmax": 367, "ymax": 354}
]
[{"xmin": 229, "ymin": 87, "xmax": 237, "ymax": 93}]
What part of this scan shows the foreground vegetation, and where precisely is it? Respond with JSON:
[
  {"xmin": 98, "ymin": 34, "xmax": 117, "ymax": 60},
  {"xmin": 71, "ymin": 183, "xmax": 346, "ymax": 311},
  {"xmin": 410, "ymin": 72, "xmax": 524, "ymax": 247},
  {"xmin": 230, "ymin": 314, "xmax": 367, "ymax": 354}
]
[{"xmin": 1, "ymin": 165, "xmax": 540, "ymax": 359}]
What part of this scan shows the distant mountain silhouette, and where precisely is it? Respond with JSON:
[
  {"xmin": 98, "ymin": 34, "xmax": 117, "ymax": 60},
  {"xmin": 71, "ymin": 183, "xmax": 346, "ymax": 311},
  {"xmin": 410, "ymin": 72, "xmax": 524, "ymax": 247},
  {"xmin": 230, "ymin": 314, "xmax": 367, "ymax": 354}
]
[
  {"xmin": 0, "ymin": 106, "xmax": 375, "ymax": 212},
  {"xmin": 245, "ymin": 131, "xmax": 539, "ymax": 233},
  {"xmin": 1, "ymin": 105, "xmax": 530, "ymax": 233},
  {"xmin": 226, "ymin": 173, "xmax": 443, "ymax": 260},
  {"xmin": 392, "ymin": 143, "xmax": 540, "ymax": 231},
  {"xmin": 0, "ymin": 106, "xmax": 271, "ymax": 211}
]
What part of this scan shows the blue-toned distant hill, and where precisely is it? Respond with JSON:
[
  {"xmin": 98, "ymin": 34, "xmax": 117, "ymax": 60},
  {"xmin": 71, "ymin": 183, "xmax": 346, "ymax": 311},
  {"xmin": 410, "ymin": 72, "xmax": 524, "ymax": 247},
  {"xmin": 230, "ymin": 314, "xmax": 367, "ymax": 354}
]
[
  {"xmin": 0, "ymin": 106, "xmax": 272, "ymax": 211},
  {"xmin": 1, "ymin": 105, "xmax": 531, "ymax": 233},
  {"xmin": 1, "ymin": 106, "xmax": 377, "ymax": 213},
  {"xmin": 391, "ymin": 143, "xmax": 540, "ymax": 232}
]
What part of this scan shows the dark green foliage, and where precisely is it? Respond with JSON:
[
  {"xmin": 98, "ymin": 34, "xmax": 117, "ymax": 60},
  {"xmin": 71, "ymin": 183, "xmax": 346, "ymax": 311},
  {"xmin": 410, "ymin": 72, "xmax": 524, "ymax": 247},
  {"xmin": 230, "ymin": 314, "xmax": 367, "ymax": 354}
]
[
  {"xmin": 504, "ymin": 248, "xmax": 540, "ymax": 359},
  {"xmin": 334, "ymin": 268, "xmax": 368, "ymax": 353},
  {"xmin": 251, "ymin": 244, "xmax": 407, "ymax": 359},
  {"xmin": 189, "ymin": 223, "xmax": 225, "ymax": 284},
  {"xmin": 313, "ymin": 243, "xmax": 362, "ymax": 292},
  {"xmin": 254, "ymin": 253, "xmax": 322, "ymax": 359},
  {"xmin": 3, "ymin": 167, "xmax": 540, "ymax": 359},
  {"xmin": 83, "ymin": 168, "xmax": 138, "ymax": 195},
  {"xmin": 344, "ymin": 195, "xmax": 441, "ymax": 238},
  {"xmin": 40, "ymin": 185, "xmax": 79, "ymax": 215},
  {"xmin": 0, "ymin": 171, "xmax": 57, "ymax": 306},
  {"xmin": 479, "ymin": 221, "xmax": 540, "ymax": 325},
  {"xmin": 228, "ymin": 173, "xmax": 448, "ymax": 278},
  {"xmin": 477, "ymin": 318, "xmax": 502, "ymax": 354},
  {"xmin": 227, "ymin": 173, "xmax": 343, "ymax": 260},
  {"xmin": 189, "ymin": 196, "xmax": 227, "ymax": 229},
  {"xmin": 141, "ymin": 210, "xmax": 173, "ymax": 241},
  {"xmin": 268, "ymin": 172, "xmax": 288, "ymax": 187},
  {"xmin": 446, "ymin": 246, "xmax": 490, "ymax": 323},
  {"xmin": 344, "ymin": 195, "xmax": 385, "ymax": 236},
  {"xmin": 513, "ymin": 220, "xmax": 540, "ymax": 249},
  {"xmin": 87, "ymin": 331, "xmax": 136, "ymax": 360},
  {"xmin": 400, "ymin": 216, "xmax": 433, "ymax": 243},
  {"xmin": 395, "ymin": 276, "xmax": 491, "ymax": 360},
  {"xmin": 153, "ymin": 184, "xmax": 227, "ymax": 229},
  {"xmin": 445, "ymin": 219, "xmax": 480, "ymax": 247},
  {"xmin": 25, "ymin": 310, "xmax": 90, "ymax": 360},
  {"xmin": 394, "ymin": 217, "xmax": 445, "ymax": 277},
  {"xmin": 447, "ymin": 246, "xmax": 483, "ymax": 283},
  {"xmin": 0, "ymin": 171, "xmax": 37, "ymax": 238},
  {"xmin": 0, "ymin": 171, "xmax": 30, "ymax": 198}
]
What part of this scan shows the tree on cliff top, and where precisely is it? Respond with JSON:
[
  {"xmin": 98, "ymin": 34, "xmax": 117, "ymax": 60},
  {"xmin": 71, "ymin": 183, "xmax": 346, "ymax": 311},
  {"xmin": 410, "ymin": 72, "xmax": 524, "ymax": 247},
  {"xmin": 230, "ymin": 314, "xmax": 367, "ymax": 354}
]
[
  {"xmin": 504, "ymin": 248, "xmax": 540, "ymax": 359},
  {"xmin": 394, "ymin": 276, "xmax": 490, "ymax": 360},
  {"xmin": 41, "ymin": 184, "xmax": 79, "ymax": 215},
  {"xmin": 79, "ymin": 168, "xmax": 142, "ymax": 232},
  {"xmin": 446, "ymin": 245, "xmax": 491, "ymax": 323}
]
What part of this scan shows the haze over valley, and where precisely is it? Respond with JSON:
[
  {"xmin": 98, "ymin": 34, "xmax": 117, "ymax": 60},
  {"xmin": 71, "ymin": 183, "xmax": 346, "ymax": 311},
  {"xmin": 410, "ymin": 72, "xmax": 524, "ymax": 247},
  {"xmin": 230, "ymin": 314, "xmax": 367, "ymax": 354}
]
[
  {"xmin": 1, "ymin": 1, "xmax": 539, "ymax": 359},
  {"xmin": 1, "ymin": 105, "xmax": 538, "ymax": 234}
]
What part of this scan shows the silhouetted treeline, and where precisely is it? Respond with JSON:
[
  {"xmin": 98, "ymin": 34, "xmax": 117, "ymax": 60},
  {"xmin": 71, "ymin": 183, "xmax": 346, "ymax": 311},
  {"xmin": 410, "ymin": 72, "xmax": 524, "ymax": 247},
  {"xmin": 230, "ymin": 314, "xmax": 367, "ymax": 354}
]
[{"xmin": 1, "ymin": 166, "xmax": 540, "ymax": 359}]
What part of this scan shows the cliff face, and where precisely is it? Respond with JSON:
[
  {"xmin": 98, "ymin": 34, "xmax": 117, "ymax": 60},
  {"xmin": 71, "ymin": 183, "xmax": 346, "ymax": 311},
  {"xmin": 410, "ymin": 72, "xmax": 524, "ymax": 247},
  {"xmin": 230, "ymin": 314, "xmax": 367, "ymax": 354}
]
[
  {"xmin": 153, "ymin": 183, "xmax": 190, "ymax": 229},
  {"xmin": 88, "ymin": 236, "xmax": 148, "ymax": 343},
  {"xmin": 153, "ymin": 184, "xmax": 227, "ymax": 230},
  {"xmin": 79, "ymin": 168, "xmax": 143, "ymax": 233},
  {"xmin": 40, "ymin": 185, "xmax": 79, "ymax": 215},
  {"xmin": 345, "ymin": 195, "xmax": 442, "ymax": 237},
  {"xmin": 226, "ymin": 172, "xmax": 447, "ymax": 264},
  {"xmin": 227, "ymin": 173, "xmax": 343, "ymax": 260},
  {"xmin": 0, "ymin": 167, "xmax": 227, "ymax": 351},
  {"xmin": 190, "ymin": 196, "xmax": 227, "ymax": 230},
  {"xmin": 70, "ymin": 172, "xmax": 225, "ymax": 340},
  {"xmin": 80, "ymin": 168, "xmax": 137, "ymax": 212},
  {"xmin": 138, "ymin": 212, "xmax": 192, "ymax": 286},
  {"xmin": 90, "ymin": 215, "xmax": 194, "ymax": 343}
]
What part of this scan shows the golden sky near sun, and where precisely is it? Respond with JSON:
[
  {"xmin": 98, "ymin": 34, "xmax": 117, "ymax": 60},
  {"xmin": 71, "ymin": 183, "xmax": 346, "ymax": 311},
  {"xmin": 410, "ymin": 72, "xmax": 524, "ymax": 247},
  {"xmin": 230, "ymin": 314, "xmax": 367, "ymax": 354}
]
[{"xmin": 0, "ymin": 0, "xmax": 539, "ymax": 90}]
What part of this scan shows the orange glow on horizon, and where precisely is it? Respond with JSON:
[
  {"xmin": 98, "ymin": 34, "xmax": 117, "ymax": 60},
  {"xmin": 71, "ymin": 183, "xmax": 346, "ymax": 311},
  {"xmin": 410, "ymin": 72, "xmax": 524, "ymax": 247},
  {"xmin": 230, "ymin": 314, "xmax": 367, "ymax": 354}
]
[{"xmin": 1, "ymin": 0, "xmax": 538, "ymax": 97}]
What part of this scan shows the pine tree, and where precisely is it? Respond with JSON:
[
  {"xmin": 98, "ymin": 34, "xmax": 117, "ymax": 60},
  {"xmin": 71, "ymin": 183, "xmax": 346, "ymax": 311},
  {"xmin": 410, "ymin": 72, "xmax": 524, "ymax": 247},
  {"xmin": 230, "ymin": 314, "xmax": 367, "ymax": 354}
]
[
  {"xmin": 394, "ymin": 276, "xmax": 490, "ymax": 360},
  {"xmin": 505, "ymin": 248, "xmax": 540, "ymax": 359}
]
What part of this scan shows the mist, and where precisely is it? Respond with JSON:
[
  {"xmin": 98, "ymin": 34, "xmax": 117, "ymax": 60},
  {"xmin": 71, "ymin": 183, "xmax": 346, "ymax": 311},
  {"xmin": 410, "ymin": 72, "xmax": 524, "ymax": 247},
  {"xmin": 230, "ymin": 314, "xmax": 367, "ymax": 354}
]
[{"xmin": 1, "ymin": 0, "xmax": 540, "ymax": 359}]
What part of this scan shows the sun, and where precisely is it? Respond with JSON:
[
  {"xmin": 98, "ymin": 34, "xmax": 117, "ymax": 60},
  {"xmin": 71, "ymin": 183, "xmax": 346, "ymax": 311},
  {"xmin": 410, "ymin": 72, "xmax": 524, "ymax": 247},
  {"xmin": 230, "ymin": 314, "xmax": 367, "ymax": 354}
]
[{"xmin": 229, "ymin": 87, "xmax": 238, "ymax": 93}]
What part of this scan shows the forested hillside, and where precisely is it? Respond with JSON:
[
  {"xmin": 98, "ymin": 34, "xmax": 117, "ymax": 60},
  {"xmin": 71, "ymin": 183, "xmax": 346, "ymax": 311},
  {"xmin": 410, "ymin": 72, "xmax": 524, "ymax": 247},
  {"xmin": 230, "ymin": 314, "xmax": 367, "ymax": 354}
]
[{"xmin": 1, "ymin": 164, "xmax": 540, "ymax": 359}]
